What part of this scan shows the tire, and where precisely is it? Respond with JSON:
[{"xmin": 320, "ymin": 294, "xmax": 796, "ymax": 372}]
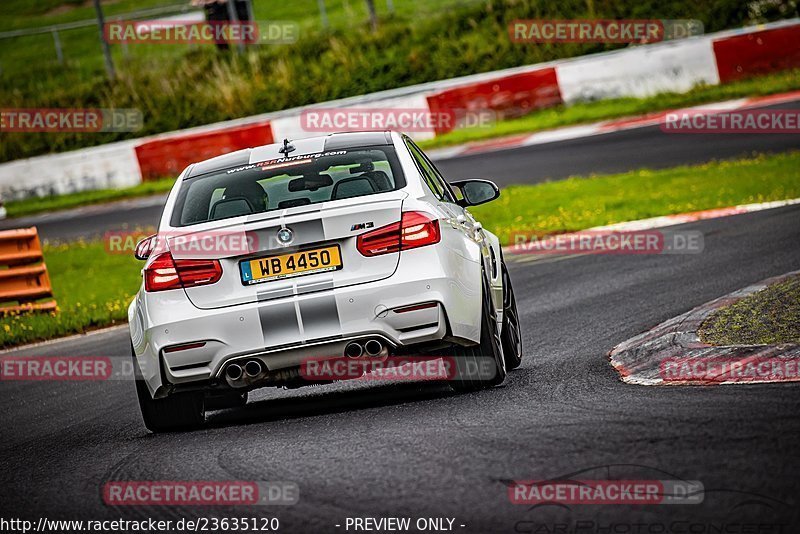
[
  {"xmin": 450, "ymin": 276, "xmax": 507, "ymax": 392},
  {"xmin": 206, "ymin": 391, "xmax": 248, "ymax": 411},
  {"xmin": 132, "ymin": 346, "xmax": 205, "ymax": 433},
  {"xmin": 501, "ymin": 262, "xmax": 523, "ymax": 370}
]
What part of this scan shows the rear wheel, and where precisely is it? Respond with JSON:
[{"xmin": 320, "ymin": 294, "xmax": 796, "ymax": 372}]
[
  {"xmin": 132, "ymin": 346, "xmax": 205, "ymax": 433},
  {"xmin": 450, "ymin": 277, "xmax": 507, "ymax": 392},
  {"xmin": 501, "ymin": 262, "xmax": 523, "ymax": 370}
]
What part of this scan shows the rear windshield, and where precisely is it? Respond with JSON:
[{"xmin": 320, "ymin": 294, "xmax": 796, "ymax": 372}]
[{"xmin": 170, "ymin": 146, "xmax": 405, "ymax": 227}]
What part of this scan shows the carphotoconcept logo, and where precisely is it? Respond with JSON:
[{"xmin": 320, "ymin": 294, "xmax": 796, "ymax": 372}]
[{"xmin": 0, "ymin": 109, "xmax": 142, "ymax": 133}]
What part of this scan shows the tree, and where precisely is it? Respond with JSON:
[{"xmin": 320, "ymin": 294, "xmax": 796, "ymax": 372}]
[{"xmin": 365, "ymin": 0, "xmax": 378, "ymax": 31}]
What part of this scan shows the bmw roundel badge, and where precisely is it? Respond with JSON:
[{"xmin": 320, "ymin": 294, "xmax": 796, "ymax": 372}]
[{"xmin": 276, "ymin": 227, "xmax": 294, "ymax": 245}]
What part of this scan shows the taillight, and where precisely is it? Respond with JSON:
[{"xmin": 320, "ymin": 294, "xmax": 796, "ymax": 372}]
[
  {"xmin": 357, "ymin": 211, "xmax": 440, "ymax": 257},
  {"xmin": 144, "ymin": 252, "xmax": 180, "ymax": 292},
  {"xmin": 144, "ymin": 252, "xmax": 222, "ymax": 292},
  {"xmin": 357, "ymin": 221, "xmax": 401, "ymax": 257},
  {"xmin": 400, "ymin": 211, "xmax": 441, "ymax": 249}
]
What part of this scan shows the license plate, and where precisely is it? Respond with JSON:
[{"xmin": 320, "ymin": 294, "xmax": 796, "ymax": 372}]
[{"xmin": 240, "ymin": 246, "xmax": 342, "ymax": 285}]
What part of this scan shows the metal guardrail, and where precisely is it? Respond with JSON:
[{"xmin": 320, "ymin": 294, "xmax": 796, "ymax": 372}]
[{"xmin": 0, "ymin": 227, "xmax": 57, "ymax": 314}]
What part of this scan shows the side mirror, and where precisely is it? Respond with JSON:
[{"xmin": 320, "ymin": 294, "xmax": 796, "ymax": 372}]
[
  {"xmin": 450, "ymin": 179, "xmax": 500, "ymax": 207},
  {"xmin": 134, "ymin": 234, "xmax": 157, "ymax": 261}
]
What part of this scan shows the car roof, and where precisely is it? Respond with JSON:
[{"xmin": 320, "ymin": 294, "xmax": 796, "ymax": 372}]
[{"xmin": 185, "ymin": 131, "xmax": 395, "ymax": 178}]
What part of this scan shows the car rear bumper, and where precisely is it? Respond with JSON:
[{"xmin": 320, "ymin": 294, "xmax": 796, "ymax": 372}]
[{"xmin": 130, "ymin": 245, "xmax": 482, "ymax": 397}]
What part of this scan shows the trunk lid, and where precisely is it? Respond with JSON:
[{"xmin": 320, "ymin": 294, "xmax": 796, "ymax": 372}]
[{"xmin": 169, "ymin": 190, "xmax": 406, "ymax": 310}]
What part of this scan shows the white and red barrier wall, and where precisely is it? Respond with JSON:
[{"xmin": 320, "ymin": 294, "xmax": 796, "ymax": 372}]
[{"xmin": 1, "ymin": 20, "xmax": 798, "ymax": 201}]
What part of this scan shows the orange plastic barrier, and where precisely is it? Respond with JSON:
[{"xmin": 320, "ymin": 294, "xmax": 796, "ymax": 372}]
[{"xmin": 0, "ymin": 227, "xmax": 57, "ymax": 313}]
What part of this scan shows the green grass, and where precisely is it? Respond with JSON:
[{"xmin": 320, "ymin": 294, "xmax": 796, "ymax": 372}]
[
  {"xmin": 0, "ymin": 240, "xmax": 142, "ymax": 348},
  {"xmin": 6, "ymin": 177, "xmax": 175, "ymax": 218},
  {"xmin": 2, "ymin": 151, "xmax": 799, "ymax": 349},
  {"xmin": 699, "ymin": 274, "xmax": 800, "ymax": 345},
  {"xmin": 470, "ymin": 151, "xmax": 800, "ymax": 246},
  {"xmin": 419, "ymin": 69, "xmax": 800, "ymax": 150}
]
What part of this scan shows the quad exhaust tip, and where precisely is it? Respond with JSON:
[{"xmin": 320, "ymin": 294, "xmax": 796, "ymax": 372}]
[
  {"xmin": 244, "ymin": 360, "xmax": 263, "ymax": 378},
  {"xmin": 226, "ymin": 341, "xmax": 385, "ymax": 384},
  {"xmin": 224, "ymin": 360, "xmax": 263, "ymax": 383},
  {"xmin": 345, "ymin": 339, "xmax": 385, "ymax": 358},
  {"xmin": 226, "ymin": 364, "xmax": 243, "ymax": 381},
  {"xmin": 364, "ymin": 339, "xmax": 383, "ymax": 357},
  {"xmin": 345, "ymin": 342, "xmax": 363, "ymax": 359}
]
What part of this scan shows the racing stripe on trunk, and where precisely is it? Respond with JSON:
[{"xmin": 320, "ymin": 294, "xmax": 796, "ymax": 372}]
[
  {"xmin": 296, "ymin": 279, "xmax": 334, "ymax": 295},
  {"xmin": 256, "ymin": 285, "xmax": 294, "ymax": 302},
  {"xmin": 259, "ymin": 301, "xmax": 301, "ymax": 347},
  {"xmin": 298, "ymin": 294, "xmax": 341, "ymax": 341}
]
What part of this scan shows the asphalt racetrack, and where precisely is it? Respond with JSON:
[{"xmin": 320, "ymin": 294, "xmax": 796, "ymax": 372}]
[{"xmin": 2, "ymin": 203, "xmax": 800, "ymax": 531}]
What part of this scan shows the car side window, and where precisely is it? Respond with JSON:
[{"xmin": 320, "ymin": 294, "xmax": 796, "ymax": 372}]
[
  {"xmin": 405, "ymin": 138, "xmax": 457, "ymax": 204},
  {"xmin": 417, "ymin": 146, "xmax": 458, "ymax": 204},
  {"xmin": 405, "ymin": 138, "xmax": 444, "ymax": 201}
]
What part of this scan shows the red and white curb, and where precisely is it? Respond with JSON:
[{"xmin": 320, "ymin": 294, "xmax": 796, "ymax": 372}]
[
  {"xmin": 503, "ymin": 197, "xmax": 800, "ymax": 258},
  {"xmin": 608, "ymin": 270, "xmax": 800, "ymax": 386},
  {"xmin": 579, "ymin": 197, "xmax": 800, "ymax": 232},
  {"xmin": 428, "ymin": 90, "xmax": 800, "ymax": 160}
]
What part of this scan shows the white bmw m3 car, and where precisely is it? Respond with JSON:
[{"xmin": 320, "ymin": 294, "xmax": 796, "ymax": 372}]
[{"xmin": 129, "ymin": 131, "xmax": 522, "ymax": 432}]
